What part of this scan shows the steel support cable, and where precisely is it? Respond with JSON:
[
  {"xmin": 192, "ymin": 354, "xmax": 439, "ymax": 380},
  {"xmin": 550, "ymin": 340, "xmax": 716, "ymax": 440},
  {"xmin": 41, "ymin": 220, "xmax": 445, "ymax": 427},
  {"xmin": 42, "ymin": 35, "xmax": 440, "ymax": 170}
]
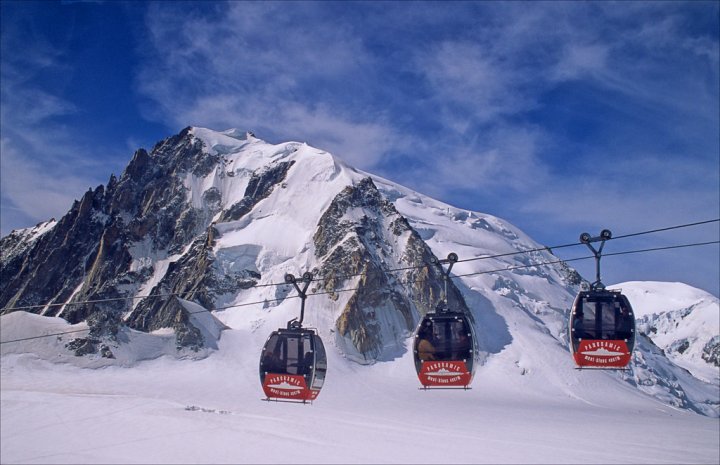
[
  {"xmin": 0, "ymin": 328, "xmax": 92, "ymax": 344},
  {"xmin": 455, "ymin": 241, "xmax": 578, "ymax": 264},
  {"xmin": 203, "ymin": 217, "xmax": 720, "ymax": 290},
  {"xmin": 3, "ymin": 291, "xmax": 204, "ymax": 312},
  {"xmin": 452, "ymin": 240, "xmax": 720, "ymax": 279},
  {"xmin": 610, "ymin": 218, "xmax": 720, "ymax": 240},
  {"xmin": 603, "ymin": 240, "xmax": 719, "ymax": 257},
  {"xmin": 2, "ymin": 239, "xmax": 717, "ymax": 346},
  {"xmin": 275, "ymin": 217, "xmax": 720, "ymax": 282},
  {"xmin": 1, "ymin": 278, "xmax": 298, "ymax": 312},
  {"xmin": 0, "ymin": 289, "xmax": 361, "ymax": 345},
  {"xmin": 455, "ymin": 218, "xmax": 719, "ymax": 265},
  {"xmin": 181, "ymin": 239, "xmax": 720, "ymax": 313},
  {"xmin": 1, "ymin": 218, "xmax": 717, "ymax": 313}
]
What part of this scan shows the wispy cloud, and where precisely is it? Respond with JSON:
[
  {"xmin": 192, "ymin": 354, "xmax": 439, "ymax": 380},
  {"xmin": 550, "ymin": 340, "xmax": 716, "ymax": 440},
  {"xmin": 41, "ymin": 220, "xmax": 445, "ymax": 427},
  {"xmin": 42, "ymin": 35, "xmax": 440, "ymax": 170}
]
[
  {"xmin": 552, "ymin": 44, "xmax": 609, "ymax": 81},
  {"xmin": 418, "ymin": 41, "xmax": 533, "ymax": 126},
  {"xmin": 0, "ymin": 13, "xmax": 121, "ymax": 234},
  {"xmin": 2, "ymin": 0, "xmax": 717, "ymax": 292},
  {"xmin": 134, "ymin": 1, "xmax": 718, "ymax": 215},
  {"xmin": 0, "ymin": 140, "xmax": 93, "ymax": 226},
  {"xmin": 135, "ymin": 2, "xmax": 398, "ymax": 168}
]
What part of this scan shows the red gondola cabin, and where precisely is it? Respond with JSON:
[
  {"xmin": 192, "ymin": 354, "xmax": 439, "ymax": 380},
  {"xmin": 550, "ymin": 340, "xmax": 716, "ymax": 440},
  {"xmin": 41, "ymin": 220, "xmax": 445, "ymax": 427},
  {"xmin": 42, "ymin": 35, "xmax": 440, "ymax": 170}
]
[{"xmin": 569, "ymin": 289, "xmax": 635, "ymax": 369}]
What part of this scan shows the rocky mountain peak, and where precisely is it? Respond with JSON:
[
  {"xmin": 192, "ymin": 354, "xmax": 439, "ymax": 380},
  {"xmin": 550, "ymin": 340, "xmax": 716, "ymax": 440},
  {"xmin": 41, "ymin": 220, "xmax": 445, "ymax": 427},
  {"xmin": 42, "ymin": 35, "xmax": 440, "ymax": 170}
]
[{"xmin": 2, "ymin": 126, "xmax": 716, "ymax": 416}]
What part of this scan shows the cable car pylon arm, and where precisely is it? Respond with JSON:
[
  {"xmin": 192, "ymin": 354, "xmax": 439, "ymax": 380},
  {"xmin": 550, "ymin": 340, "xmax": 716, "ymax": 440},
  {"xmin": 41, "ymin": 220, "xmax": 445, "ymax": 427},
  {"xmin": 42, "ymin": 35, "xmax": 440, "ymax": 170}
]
[
  {"xmin": 430, "ymin": 252, "xmax": 458, "ymax": 311},
  {"xmin": 580, "ymin": 229, "xmax": 612, "ymax": 290},
  {"xmin": 285, "ymin": 271, "xmax": 313, "ymax": 328}
]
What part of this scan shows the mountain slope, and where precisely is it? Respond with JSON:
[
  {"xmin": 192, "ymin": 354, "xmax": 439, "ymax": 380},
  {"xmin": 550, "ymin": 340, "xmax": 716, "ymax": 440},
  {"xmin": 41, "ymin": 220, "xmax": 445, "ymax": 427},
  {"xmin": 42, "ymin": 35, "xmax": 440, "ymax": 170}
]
[
  {"xmin": 612, "ymin": 281, "xmax": 719, "ymax": 402},
  {"xmin": 1, "ymin": 127, "xmax": 717, "ymax": 417}
]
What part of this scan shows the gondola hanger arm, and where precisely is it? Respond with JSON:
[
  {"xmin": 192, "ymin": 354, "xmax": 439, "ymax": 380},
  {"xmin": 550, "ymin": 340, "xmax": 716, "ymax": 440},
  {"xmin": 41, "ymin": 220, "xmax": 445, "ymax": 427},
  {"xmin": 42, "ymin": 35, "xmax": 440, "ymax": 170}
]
[
  {"xmin": 580, "ymin": 229, "xmax": 612, "ymax": 290},
  {"xmin": 285, "ymin": 271, "xmax": 313, "ymax": 328},
  {"xmin": 430, "ymin": 253, "xmax": 458, "ymax": 310}
]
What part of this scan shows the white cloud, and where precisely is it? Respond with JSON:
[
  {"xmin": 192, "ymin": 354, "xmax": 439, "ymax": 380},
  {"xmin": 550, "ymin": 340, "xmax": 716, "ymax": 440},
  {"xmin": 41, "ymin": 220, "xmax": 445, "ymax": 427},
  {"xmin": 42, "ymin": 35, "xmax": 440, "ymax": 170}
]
[
  {"xmin": 275, "ymin": 104, "xmax": 403, "ymax": 169},
  {"xmin": 135, "ymin": 2, "xmax": 402, "ymax": 170},
  {"xmin": 519, "ymin": 151, "xmax": 720, "ymax": 237},
  {"xmin": 430, "ymin": 124, "xmax": 547, "ymax": 192},
  {"xmin": 138, "ymin": 2, "xmax": 371, "ymax": 106},
  {"xmin": 0, "ymin": 0, "xmax": 715, "ymax": 292},
  {"xmin": 417, "ymin": 40, "xmax": 534, "ymax": 126},
  {"xmin": 0, "ymin": 39, "xmax": 121, "ymax": 235},
  {"xmin": 0, "ymin": 139, "xmax": 91, "ymax": 234},
  {"xmin": 553, "ymin": 44, "xmax": 609, "ymax": 81}
]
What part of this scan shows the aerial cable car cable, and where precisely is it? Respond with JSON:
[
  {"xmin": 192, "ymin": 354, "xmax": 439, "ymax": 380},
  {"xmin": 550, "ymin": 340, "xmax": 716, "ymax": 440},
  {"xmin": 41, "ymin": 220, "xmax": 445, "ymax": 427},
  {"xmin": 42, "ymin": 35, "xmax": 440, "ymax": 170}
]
[
  {"xmin": 2, "ymin": 219, "xmax": 716, "ymax": 313},
  {"xmin": 451, "ymin": 239, "xmax": 719, "ymax": 280},
  {"xmin": 0, "ymin": 328, "xmax": 92, "ymax": 344},
  {"xmin": 5, "ymin": 238, "xmax": 715, "ymax": 345},
  {"xmin": 261, "ymin": 218, "xmax": 719, "ymax": 283},
  {"xmin": 602, "ymin": 240, "xmax": 720, "ymax": 257},
  {"xmin": 1, "ymin": 239, "xmax": 717, "ymax": 345},
  {"xmin": 204, "ymin": 219, "xmax": 720, "ymax": 288},
  {"xmin": 1, "ymin": 239, "xmax": 716, "ymax": 324},
  {"xmin": 456, "ymin": 218, "xmax": 719, "ymax": 265},
  {"xmin": 610, "ymin": 218, "xmax": 719, "ymax": 240}
]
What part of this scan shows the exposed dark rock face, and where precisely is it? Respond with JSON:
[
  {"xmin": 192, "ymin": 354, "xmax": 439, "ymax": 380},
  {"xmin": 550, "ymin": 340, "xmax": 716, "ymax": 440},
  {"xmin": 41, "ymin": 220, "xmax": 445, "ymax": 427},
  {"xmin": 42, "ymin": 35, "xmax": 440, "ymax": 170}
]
[
  {"xmin": 1, "ymin": 127, "xmax": 714, "ymax": 418},
  {"xmin": 115, "ymin": 128, "xmax": 216, "ymax": 254},
  {"xmin": 0, "ymin": 128, "xmax": 312, "ymax": 357},
  {"xmin": 0, "ymin": 128, "xmax": 227, "ymax": 352},
  {"xmin": 0, "ymin": 185, "xmax": 116, "ymax": 319},
  {"xmin": 702, "ymin": 336, "xmax": 719, "ymax": 367},
  {"xmin": 0, "ymin": 128, "xmax": 508, "ymax": 363},
  {"xmin": 555, "ymin": 259, "xmax": 584, "ymax": 287},
  {"xmin": 220, "ymin": 160, "xmax": 294, "ymax": 222},
  {"xmin": 313, "ymin": 177, "xmax": 469, "ymax": 362},
  {"xmin": 124, "ymin": 228, "xmax": 257, "ymax": 337}
]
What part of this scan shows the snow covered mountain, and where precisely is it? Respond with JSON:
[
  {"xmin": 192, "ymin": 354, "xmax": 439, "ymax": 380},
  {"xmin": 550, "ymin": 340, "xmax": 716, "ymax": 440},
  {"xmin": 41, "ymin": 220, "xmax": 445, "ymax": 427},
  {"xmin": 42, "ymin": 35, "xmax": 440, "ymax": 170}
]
[
  {"xmin": 1, "ymin": 127, "xmax": 717, "ymax": 418},
  {"xmin": 616, "ymin": 282, "xmax": 719, "ymax": 383}
]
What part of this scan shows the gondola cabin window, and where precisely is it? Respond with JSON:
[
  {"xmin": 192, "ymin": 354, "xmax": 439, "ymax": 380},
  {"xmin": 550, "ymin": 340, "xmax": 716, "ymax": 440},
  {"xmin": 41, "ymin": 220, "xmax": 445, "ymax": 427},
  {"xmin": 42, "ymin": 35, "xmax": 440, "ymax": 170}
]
[
  {"xmin": 419, "ymin": 317, "xmax": 473, "ymax": 361},
  {"xmin": 260, "ymin": 333, "xmax": 312, "ymax": 378},
  {"xmin": 577, "ymin": 296, "xmax": 631, "ymax": 341},
  {"xmin": 311, "ymin": 335, "xmax": 327, "ymax": 390}
]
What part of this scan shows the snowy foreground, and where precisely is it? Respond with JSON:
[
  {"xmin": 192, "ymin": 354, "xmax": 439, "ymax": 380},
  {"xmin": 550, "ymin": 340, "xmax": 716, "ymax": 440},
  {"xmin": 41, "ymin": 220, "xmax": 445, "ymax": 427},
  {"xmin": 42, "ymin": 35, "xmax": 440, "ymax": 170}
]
[{"xmin": 2, "ymin": 315, "xmax": 719, "ymax": 464}]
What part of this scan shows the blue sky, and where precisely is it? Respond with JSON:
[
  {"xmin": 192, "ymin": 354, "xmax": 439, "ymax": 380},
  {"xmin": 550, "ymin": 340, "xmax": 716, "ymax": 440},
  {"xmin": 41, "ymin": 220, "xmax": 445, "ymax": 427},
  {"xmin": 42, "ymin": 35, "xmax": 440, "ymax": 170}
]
[{"xmin": 1, "ymin": 1, "xmax": 718, "ymax": 295}]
